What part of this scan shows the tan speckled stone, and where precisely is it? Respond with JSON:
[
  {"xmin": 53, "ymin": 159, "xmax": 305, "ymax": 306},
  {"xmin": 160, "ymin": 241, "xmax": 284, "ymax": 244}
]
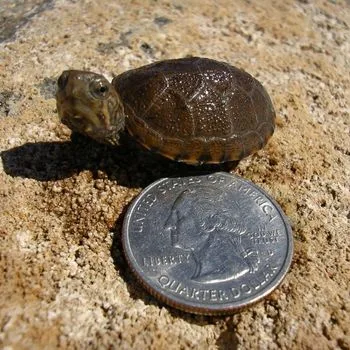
[{"xmin": 0, "ymin": 0, "xmax": 349, "ymax": 349}]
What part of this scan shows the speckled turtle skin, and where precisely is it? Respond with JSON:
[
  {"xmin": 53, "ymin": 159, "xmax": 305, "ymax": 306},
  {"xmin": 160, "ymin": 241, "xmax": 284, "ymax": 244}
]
[{"xmin": 113, "ymin": 57, "xmax": 275, "ymax": 164}]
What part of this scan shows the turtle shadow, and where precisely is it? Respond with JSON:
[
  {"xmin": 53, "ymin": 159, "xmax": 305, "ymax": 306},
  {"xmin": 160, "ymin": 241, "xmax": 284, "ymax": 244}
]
[
  {"xmin": 1, "ymin": 132, "xmax": 237, "ymax": 188},
  {"xmin": 1, "ymin": 131, "xmax": 241, "ymax": 336},
  {"xmin": 110, "ymin": 205, "xmax": 234, "ymax": 329}
]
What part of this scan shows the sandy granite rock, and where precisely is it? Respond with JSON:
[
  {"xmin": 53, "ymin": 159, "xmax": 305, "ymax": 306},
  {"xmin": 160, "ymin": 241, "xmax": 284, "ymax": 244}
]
[{"xmin": 0, "ymin": 0, "xmax": 349, "ymax": 349}]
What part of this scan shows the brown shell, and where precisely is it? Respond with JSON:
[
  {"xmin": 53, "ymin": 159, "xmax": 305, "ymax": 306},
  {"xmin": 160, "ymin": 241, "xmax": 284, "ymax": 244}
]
[{"xmin": 113, "ymin": 57, "xmax": 275, "ymax": 164}]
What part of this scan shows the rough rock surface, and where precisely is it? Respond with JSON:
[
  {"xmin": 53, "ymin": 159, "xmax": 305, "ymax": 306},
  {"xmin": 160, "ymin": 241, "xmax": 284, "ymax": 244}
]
[{"xmin": 0, "ymin": 0, "xmax": 349, "ymax": 349}]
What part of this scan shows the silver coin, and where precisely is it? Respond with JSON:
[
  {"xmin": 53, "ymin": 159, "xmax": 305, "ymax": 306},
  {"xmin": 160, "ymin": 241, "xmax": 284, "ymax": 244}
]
[{"xmin": 122, "ymin": 172, "xmax": 293, "ymax": 315}]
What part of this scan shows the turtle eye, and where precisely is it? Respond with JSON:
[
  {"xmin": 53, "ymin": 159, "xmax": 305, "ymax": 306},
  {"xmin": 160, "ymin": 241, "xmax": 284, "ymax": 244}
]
[
  {"xmin": 58, "ymin": 71, "xmax": 69, "ymax": 90},
  {"xmin": 90, "ymin": 79, "xmax": 109, "ymax": 99}
]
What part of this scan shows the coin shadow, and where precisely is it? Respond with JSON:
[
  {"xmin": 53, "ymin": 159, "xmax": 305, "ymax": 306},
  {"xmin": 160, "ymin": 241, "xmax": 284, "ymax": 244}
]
[
  {"xmin": 110, "ymin": 204, "xmax": 243, "ymax": 336},
  {"xmin": 1, "ymin": 132, "xmax": 236, "ymax": 188},
  {"xmin": 110, "ymin": 204, "xmax": 161, "ymax": 307}
]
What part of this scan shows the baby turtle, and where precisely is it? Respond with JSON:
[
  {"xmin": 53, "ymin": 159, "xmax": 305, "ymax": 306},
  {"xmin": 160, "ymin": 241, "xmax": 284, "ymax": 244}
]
[{"xmin": 56, "ymin": 57, "xmax": 275, "ymax": 165}]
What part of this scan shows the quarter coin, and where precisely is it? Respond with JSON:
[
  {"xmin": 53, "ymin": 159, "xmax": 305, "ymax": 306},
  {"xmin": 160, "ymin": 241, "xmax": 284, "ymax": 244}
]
[{"xmin": 122, "ymin": 172, "xmax": 293, "ymax": 315}]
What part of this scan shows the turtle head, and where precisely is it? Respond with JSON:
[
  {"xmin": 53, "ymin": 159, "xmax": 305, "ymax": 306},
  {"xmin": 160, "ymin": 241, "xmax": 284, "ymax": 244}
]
[{"xmin": 56, "ymin": 70, "xmax": 125, "ymax": 145}]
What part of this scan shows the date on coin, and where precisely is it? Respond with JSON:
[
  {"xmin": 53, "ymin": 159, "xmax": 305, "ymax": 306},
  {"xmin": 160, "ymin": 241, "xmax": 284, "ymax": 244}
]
[{"xmin": 122, "ymin": 172, "xmax": 293, "ymax": 315}]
